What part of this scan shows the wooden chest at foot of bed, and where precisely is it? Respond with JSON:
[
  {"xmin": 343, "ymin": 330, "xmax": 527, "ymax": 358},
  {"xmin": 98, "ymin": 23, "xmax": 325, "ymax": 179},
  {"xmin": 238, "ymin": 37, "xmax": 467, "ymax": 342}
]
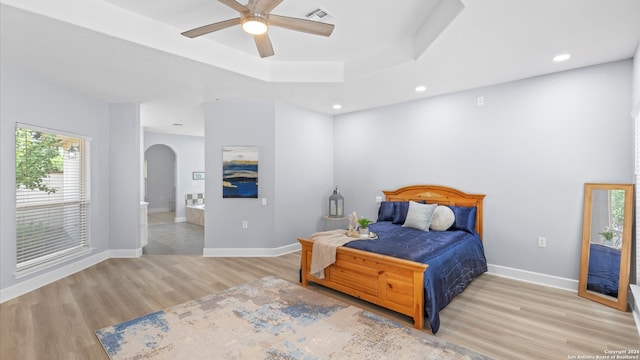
[{"xmin": 299, "ymin": 238, "xmax": 428, "ymax": 330}]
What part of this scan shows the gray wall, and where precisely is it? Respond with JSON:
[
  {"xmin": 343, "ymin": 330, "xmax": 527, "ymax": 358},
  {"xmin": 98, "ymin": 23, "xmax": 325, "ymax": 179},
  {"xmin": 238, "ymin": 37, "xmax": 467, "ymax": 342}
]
[
  {"xmin": 334, "ymin": 60, "xmax": 633, "ymax": 281},
  {"xmin": 204, "ymin": 101, "xmax": 333, "ymax": 251},
  {"xmin": 274, "ymin": 103, "xmax": 335, "ymax": 248},
  {"xmin": 205, "ymin": 101, "xmax": 276, "ymax": 249},
  {"xmin": 145, "ymin": 144, "xmax": 176, "ymax": 212},
  {"xmin": 144, "ymin": 131, "xmax": 205, "ymax": 219},
  {"xmin": 0, "ymin": 63, "xmax": 111, "ymax": 288}
]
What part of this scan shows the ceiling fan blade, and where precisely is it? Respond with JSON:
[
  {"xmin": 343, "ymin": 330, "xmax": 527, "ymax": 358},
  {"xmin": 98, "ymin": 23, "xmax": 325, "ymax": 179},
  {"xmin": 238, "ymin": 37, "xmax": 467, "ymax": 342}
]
[
  {"xmin": 254, "ymin": 0, "xmax": 284, "ymax": 14},
  {"xmin": 217, "ymin": 0, "xmax": 248, "ymax": 13},
  {"xmin": 181, "ymin": 18, "xmax": 241, "ymax": 38},
  {"xmin": 268, "ymin": 15, "xmax": 334, "ymax": 36},
  {"xmin": 254, "ymin": 33, "xmax": 274, "ymax": 58}
]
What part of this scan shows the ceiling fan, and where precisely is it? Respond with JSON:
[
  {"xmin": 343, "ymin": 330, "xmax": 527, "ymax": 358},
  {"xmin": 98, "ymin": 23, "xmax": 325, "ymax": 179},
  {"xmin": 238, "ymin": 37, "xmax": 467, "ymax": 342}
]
[{"xmin": 181, "ymin": 0, "xmax": 335, "ymax": 58}]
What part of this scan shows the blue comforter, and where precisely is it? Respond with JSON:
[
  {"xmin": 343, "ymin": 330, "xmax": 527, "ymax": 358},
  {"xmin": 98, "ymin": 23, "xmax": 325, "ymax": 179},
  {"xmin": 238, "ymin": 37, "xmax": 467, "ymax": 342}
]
[
  {"xmin": 345, "ymin": 221, "xmax": 487, "ymax": 333},
  {"xmin": 587, "ymin": 243, "xmax": 620, "ymax": 297}
]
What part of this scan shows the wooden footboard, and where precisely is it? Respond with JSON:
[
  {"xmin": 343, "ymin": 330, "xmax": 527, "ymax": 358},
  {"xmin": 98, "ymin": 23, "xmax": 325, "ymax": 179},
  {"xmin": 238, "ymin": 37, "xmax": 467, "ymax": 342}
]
[{"xmin": 298, "ymin": 238, "xmax": 428, "ymax": 330}]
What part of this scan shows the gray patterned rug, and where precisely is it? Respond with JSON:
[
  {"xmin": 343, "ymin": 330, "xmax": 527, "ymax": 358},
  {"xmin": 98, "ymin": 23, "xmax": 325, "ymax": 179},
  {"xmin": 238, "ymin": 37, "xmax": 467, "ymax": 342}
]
[{"xmin": 95, "ymin": 276, "xmax": 491, "ymax": 359}]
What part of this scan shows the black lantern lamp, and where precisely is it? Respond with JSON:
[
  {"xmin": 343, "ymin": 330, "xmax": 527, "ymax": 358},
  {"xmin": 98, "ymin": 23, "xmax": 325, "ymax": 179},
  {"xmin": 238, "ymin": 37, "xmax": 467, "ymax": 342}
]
[
  {"xmin": 68, "ymin": 145, "xmax": 78, "ymax": 159},
  {"xmin": 328, "ymin": 187, "xmax": 344, "ymax": 217}
]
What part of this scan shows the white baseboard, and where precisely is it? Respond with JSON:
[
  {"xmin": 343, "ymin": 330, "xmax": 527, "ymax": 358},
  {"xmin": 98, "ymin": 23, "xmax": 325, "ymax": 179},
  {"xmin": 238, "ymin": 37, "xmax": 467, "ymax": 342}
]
[
  {"xmin": 487, "ymin": 264, "xmax": 578, "ymax": 292},
  {"xmin": 109, "ymin": 248, "xmax": 143, "ymax": 258},
  {"xmin": 203, "ymin": 243, "xmax": 301, "ymax": 257},
  {"xmin": 0, "ymin": 250, "xmax": 110, "ymax": 303}
]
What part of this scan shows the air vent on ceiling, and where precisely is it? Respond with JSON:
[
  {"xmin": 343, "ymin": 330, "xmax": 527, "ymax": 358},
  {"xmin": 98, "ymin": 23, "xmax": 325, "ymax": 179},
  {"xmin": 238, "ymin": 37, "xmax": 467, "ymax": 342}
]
[{"xmin": 305, "ymin": 8, "xmax": 332, "ymax": 21}]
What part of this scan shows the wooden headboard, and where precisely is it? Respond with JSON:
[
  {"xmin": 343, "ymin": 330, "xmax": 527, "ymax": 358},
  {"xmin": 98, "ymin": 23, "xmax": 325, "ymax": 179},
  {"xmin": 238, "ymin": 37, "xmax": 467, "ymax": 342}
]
[{"xmin": 383, "ymin": 185, "xmax": 486, "ymax": 239}]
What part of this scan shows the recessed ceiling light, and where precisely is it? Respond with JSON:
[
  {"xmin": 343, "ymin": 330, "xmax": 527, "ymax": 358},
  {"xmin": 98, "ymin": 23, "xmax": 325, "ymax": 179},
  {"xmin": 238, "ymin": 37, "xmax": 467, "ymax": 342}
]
[
  {"xmin": 332, "ymin": 104, "xmax": 342, "ymax": 110},
  {"xmin": 415, "ymin": 85, "xmax": 427, "ymax": 92},
  {"xmin": 553, "ymin": 54, "xmax": 571, "ymax": 62},
  {"xmin": 172, "ymin": 123, "xmax": 183, "ymax": 126}
]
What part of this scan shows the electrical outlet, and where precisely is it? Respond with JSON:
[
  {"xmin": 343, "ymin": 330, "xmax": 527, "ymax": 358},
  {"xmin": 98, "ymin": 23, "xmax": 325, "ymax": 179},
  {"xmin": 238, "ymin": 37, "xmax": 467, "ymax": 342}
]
[
  {"xmin": 477, "ymin": 96, "xmax": 484, "ymax": 106},
  {"xmin": 537, "ymin": 236, "xmax": 547, "ymax": 248},
  {"xmin": 242, "ymin": 220, "xmax": 248, "ymax": 229},
  {"xmin": 375, "ymin": 196, "xmax": 383, "ymax": 203}
]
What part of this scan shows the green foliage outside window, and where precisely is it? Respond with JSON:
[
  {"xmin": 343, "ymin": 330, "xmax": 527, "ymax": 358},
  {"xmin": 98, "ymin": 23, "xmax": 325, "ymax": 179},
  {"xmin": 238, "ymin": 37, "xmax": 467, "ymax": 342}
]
[
  {"xmin": 15, "ymin": 128, "xmax": 63, "ymax": 194},
  {"xmin": 610, "ymin": 189, "xmax": 625, "ymax": 230}
]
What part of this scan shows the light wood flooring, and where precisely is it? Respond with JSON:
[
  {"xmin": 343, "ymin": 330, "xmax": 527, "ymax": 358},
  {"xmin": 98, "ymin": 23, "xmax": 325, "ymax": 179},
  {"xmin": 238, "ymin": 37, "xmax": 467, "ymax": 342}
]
[{"xmin": 0, "ymin": 254, "xmax": 638, "ymax": 360}]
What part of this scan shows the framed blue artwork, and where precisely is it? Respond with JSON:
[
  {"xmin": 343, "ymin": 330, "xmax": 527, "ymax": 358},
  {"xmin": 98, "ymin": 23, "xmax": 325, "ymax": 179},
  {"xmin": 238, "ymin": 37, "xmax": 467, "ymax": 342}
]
[{"xmin": 222, "ymin": 146, "xmax": 258, "ymax": 198}]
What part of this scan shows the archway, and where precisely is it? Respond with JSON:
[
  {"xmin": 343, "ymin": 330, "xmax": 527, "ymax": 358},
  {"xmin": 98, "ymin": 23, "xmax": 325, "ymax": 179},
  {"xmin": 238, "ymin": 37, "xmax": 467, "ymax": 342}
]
[{"xmin": 144, "ymin": 144, "xmax": 176, "ymax": 219}]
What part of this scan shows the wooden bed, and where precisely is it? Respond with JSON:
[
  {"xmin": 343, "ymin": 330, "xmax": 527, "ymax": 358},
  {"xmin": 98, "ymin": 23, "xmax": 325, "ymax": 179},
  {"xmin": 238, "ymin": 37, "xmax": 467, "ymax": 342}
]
[{"xmin": 298, "ymin": 185, "xmax": 485, "ymax": 331}]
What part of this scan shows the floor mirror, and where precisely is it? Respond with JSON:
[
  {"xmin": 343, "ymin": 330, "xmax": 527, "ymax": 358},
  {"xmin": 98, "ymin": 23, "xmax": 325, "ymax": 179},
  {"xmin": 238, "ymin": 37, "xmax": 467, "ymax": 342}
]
[{"xmin": 578, "ymin": 183, "xmax": 633, "ymax": 311}]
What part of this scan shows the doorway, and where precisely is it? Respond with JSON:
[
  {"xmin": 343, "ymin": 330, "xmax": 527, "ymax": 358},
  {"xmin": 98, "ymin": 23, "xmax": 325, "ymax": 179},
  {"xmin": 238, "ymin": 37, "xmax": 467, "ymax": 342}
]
[
  {"xmin": 145, "ymin": 144, "xmax": 176, "ymax": 220},
  {"xmin": 143, "ymin": 143, "xmax": 205, "ymax": 255}
]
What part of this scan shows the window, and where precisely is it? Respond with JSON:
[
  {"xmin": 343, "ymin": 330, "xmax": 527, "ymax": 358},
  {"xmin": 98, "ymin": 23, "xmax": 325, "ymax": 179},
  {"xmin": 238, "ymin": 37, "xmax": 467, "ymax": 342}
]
[
  {"xmin": 603, "ymin": 189, "xmax": 625, "ymax": 249},
  {"xmin": 15, "ymin": 124, "xmax": 91, "ymax": 275},
  {"xmin": 635, "ymin": 108, "xmax": 640, "ymax": 284}
]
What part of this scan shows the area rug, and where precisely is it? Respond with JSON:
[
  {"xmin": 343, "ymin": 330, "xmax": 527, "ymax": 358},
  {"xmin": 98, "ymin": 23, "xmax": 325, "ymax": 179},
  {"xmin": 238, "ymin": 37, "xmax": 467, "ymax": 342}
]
[{"xmin": 95, "ymin": 276, "xmax": 491, "ymax": 360}]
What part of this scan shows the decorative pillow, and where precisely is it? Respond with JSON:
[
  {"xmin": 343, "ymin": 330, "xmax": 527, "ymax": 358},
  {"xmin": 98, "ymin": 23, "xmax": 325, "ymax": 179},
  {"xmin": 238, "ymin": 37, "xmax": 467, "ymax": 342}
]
[
  {"xmin": 430, "ymin": 206, "xmax": 455, "ymax": 231},
  {"xmin": 377, "ymin": 202, "xmax": 395, "ymax": 222},
  {"xmin": 392, "ymin": 202, "xmax": 411, "ymax": 224},
  {"xmin": 402, "ymin": 201, "xmax": 437, "ymax": 231},
  {"xmin": 448, "ymin": 206, "xmax": 477, "ymax": 233}
]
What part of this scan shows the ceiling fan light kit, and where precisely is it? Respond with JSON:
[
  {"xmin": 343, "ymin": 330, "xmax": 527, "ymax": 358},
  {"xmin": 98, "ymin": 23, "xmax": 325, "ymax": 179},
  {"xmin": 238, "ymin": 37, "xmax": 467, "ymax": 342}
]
[
  {"xmin": 181, "ymin": 0, "xmax": 335, "ymax": 58},
  {"xmin": 241, "ymin": 15, "xmax": 268, "ymax": 35}
]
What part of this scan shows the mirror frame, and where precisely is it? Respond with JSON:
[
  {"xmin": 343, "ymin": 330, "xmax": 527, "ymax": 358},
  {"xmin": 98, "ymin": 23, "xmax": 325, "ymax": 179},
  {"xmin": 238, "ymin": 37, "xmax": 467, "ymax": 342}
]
[{"xmin": 578, "ymin": 183, "xmax": 633, "ymax": 311}]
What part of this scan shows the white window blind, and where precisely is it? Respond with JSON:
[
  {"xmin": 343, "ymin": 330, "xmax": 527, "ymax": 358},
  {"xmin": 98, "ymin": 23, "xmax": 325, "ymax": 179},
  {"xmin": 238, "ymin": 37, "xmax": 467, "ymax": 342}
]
[
  {"xmin": 635, "ymin": 108, "xmax": 640, "ymax": 284},
  {"xmin": 15, "ymin": 125, "xmax": 91, "ymax": 275}
]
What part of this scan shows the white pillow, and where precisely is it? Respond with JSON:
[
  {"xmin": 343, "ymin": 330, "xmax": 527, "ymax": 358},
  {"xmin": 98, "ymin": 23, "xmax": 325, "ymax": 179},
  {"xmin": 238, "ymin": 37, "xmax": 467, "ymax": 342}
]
[
  {"xmin": 402, "ymin": 201, "xmax": 437, "ymax": 231},
  {"xmin": 430, "ymin": 206, "xmax": 455, "ymax": 231}
]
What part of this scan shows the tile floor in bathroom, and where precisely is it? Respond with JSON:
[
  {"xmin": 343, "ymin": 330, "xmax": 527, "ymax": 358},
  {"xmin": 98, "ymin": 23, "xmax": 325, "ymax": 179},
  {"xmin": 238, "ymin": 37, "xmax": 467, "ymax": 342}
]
[{"xmin": 144, "ymin": 212, "xmax": 204, "ymax": 255}]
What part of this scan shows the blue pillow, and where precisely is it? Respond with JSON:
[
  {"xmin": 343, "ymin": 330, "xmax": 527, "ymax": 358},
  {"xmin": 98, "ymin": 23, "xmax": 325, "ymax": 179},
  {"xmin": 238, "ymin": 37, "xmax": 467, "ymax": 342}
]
[
  {"xmin": 378, "ymin": 201, "xmax": 426, "ymax": 224},
  {"xmin": 392, "ymin": 202, "xmax": 410, "ymax": 224},
  {"xmin": 448, "ymin": 206, "xmax": 477, "ymax": 233},
  {"xmin": 377, "ymin": 202, "xmax": 396, "ymax": 222}
]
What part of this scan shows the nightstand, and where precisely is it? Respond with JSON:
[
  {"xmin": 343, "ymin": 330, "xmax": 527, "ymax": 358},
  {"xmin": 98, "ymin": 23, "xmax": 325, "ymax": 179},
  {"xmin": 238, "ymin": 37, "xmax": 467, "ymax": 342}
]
[{"xmin": 322, "ymin": 215, "xmax": 347, "ymax": 231}]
